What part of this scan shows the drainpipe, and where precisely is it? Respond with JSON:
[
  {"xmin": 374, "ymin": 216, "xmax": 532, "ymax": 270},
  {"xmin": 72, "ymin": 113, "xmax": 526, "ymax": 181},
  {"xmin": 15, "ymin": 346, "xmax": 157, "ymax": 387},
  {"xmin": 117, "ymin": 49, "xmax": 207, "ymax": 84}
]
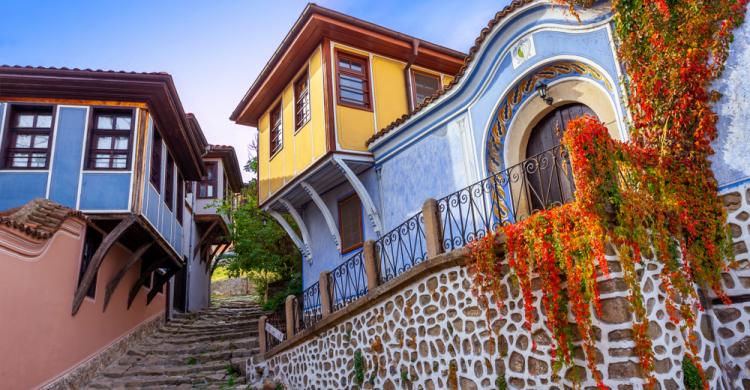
[{"xmin": 404, "ymin": 39, "xmax": 420, "ymax": 112}]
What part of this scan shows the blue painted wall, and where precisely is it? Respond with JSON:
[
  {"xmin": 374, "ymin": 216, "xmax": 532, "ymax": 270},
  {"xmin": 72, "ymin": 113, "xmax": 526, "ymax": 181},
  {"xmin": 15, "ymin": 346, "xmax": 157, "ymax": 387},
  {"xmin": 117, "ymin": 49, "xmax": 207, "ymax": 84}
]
[
  {"xmin": 48, "ymin": 107, "xmax": 87, "ymax": 208},
  {"xmin": 0, "ymin": 172, "xmax": 48, "ymax": 210},
  {"xmin": 301, "ymin": 168, "xmax": 379, "ymax": 289},
  {"xmin": 79, "ymin": 173, "xmax": 131, "ymax": 210}
]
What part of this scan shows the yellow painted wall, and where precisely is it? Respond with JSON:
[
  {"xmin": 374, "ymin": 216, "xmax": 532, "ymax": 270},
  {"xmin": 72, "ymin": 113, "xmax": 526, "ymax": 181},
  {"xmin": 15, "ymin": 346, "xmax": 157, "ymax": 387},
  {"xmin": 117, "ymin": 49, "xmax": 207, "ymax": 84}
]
[
  {"xmin": 373, "ymin": 56, "xmax": 409, "ymax": 140},
  {"xmin": 258, "ymin": 46, "xmax": 327, "ymax": 205}
]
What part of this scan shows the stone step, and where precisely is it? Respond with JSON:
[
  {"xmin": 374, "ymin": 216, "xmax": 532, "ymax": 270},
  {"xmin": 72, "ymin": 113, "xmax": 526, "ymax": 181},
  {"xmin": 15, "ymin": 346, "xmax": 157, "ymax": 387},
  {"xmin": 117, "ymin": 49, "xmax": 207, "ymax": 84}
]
[
  {"xmin": 128, "ymin": 337, "xmax": 258, "ymax": 356},
  {"xmin": 140, "ymin": 330, "xmax": 259, "ymax": 345},
  {"xmin": 87, "ymin": 370, "xmax": 246, "ymax": 389}
]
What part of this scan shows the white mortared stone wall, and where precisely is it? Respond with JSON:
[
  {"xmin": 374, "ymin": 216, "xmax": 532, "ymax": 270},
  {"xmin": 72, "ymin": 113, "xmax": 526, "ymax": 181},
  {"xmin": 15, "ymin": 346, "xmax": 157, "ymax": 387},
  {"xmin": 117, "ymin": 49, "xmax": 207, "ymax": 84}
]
[{"xmin": 252, "ymin": 184, "xmax": 750, "ymax": 389}]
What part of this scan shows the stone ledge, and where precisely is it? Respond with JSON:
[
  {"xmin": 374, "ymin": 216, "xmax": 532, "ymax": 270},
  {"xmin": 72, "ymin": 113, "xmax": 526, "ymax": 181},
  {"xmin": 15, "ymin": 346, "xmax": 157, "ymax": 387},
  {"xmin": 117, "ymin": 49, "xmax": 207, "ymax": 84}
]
[{"xmin": 264, "ymin": 247, "xmax": 474, "ymax": 358}]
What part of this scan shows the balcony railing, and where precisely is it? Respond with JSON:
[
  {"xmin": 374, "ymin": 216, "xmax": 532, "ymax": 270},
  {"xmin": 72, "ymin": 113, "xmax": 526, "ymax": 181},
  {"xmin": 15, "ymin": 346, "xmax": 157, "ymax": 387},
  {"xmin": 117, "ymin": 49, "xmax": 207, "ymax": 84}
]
[
  {"xmin": 375, "ymin": 212, "xmax": 427, "ymax": 284},
  {"xmin": 328, "ymin": 250, "xmax": 368, "ymax": 312},
  {"xmin": 438, "ymin": 144, "xmax": 575, "ymax": 251},
  {"xmin": 264, "ymin": 144, "xmax": 576, "ymax": 353},
  {"xmin": 297, "ymin": 282, "xmax": 322, "ymax": 331},
  {"xmin": 264, "ymin": 310, "xmax": 286, "ymax": 351}
]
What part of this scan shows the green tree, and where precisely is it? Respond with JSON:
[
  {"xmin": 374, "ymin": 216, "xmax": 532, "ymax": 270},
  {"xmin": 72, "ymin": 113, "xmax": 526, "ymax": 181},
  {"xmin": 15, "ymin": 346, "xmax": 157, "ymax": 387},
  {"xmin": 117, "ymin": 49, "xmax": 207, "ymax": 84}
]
[{"xmin": 216, "ymin": 142, "xmax": 301, "ymax": 309}]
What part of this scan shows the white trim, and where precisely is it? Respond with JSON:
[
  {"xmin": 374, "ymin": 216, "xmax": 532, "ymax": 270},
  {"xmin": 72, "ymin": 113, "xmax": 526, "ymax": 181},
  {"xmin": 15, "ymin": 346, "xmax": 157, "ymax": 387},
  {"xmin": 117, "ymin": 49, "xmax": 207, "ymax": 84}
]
[
  {"xmin": 268, "ymin": 210, "xmax": 308, "ymax": 261},
  {"xmin": 605, "ymin": 22, "xmax": 632, "ymax": 135},
  {"xmin": 278, "ymin": 198, "xmax": 313, "ymax": 263},
  {"xmin": 329, "ymin": 42, "xmax": 341, "ymax": 150},
  {"xmin": 127, "ymin": 109, "xmax": 139, "ymax": 211},
  {"xmin": 44, "ymin": 105, "xmax": 63, "ymax": 198},
  {"xmin": 331, "ymin": 155, "xmax": 383, "ymax": 236},
  {"xmin": 78, "ymin": 209, "xmax": 131, "ymax": 213},
  {"xmin": 300, "ymin": 181, "xmax": 341, "ymax": 251},
  {"xmin": 368, "ymin": 52, "xmax": 378, "ymax": 133},
  {"xmin": 0, "ymin": 103, "xmax": 7, "ymax": 163}
]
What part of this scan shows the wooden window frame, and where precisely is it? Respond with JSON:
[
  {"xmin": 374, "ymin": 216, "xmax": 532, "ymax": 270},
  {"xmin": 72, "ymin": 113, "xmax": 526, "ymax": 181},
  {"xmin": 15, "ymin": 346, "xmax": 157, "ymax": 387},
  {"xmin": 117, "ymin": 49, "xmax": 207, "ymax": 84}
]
[
  {"xmin": 197, "ymin": 161, "xmax": 218, "ymax": 199},
  {"xmin": 335, "ymin": 51, "xmax": 372, "ymax": 111},
  {"xmin": 294, "ymin": 71, "xmax": 311, "ymax": 131},
  {"xmin": 150, "ymin": 129, "xmax": 163, "ymax": 193},
  {"xmin": 85, "ymin": 107, "xmax": 135, "ymax": 170},
  {"xmin": 269, "ymin": 103, "xmax": 283, "ymax": 158},
  {"xmin": 1, "ymin": 104, "xmax": 55, "ymax": 170},
  {"xmin": 176, "ymin": 173, "xmax": 184, "ymax": 223},
  {"xmin": 337, "ymin": 193, "xmax": 364, "ymax": 254},
  {"xmin": 410, "ymin": 69, "xmax": 442, "ymax": 107},
  {"xmin": 164, "ymin": 153, "xmax": 174, "ymax": 210},
  {"xmin": 78, "ymin": 226, "xmax": 102, "ymax": 299}
]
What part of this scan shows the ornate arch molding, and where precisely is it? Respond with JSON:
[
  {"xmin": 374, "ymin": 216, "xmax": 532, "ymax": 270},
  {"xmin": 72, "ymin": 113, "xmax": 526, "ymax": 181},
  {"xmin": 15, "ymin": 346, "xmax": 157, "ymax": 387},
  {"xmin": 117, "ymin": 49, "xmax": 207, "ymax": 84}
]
[{"xmin": 485, "ymin": 60, "xmax": 615, "ymax": 174}]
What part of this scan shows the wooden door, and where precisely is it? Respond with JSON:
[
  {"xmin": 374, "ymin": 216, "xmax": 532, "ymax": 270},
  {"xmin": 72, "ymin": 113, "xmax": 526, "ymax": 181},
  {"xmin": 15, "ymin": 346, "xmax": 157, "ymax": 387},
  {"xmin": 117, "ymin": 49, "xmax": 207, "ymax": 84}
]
[{"xmin": 524, "ymin": 103, "xmax": 597, "ymax": 213}]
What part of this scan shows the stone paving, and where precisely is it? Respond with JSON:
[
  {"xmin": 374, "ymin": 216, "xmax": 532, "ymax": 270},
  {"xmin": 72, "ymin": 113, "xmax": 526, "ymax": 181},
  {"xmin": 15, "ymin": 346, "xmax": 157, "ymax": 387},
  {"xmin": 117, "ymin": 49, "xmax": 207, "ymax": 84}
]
[{"xmin": 85, "ymin": 297, "xmax": 262, "ymax": 389}]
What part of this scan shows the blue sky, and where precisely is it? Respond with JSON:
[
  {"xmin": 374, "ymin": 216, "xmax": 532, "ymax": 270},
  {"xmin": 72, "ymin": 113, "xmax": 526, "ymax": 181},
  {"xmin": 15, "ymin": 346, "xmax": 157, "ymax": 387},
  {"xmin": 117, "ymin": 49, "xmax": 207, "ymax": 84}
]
[{"xmin": 0, "ymin": 0, "xmax": 509, "ymax": 180}]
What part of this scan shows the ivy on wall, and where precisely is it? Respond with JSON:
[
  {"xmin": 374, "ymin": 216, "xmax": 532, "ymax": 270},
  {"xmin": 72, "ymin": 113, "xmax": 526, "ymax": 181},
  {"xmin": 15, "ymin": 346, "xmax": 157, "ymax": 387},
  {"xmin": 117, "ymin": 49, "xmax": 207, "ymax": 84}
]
[{"xmin": 467, "ymin": 1, "xmax": 749, "ymax": 388}]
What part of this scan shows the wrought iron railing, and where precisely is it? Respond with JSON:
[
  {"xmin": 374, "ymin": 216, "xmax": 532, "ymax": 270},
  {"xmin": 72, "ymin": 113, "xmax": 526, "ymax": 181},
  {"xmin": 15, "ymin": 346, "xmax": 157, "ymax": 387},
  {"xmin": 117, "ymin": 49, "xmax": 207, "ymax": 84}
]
[
  {"xmin": 327, "ymin": 250, "xmax": 368, "ymax": 312},
  {"xmin": 264, "ymin": 310, "xmax": 286, "ymax": 351},
  {"xmin": 297, "ymin": 281, "xmax": 323, "ymax": 330},
  {"xmin": 375, "ymin": 212, "xmax": 427, "ymax": 284},
  {"xmin": 438, "ymin": 144, "xmax": 575, "ymax": 251}
]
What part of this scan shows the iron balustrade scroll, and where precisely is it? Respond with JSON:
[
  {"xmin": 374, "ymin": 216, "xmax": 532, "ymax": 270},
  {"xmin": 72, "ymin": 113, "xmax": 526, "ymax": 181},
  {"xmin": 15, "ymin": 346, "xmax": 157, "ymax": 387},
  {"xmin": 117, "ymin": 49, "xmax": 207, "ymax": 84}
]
[
  {"xmin": 375, "ymin": 212, "xmax": 428, "ymax": 284},
  {"xmin": 264, "ymin": 310, "xmax": 286, "ymax": 351},
  {"xmin": 327, "ymin": 250, "xmax": 368, "ymax": 312},
  {"xmin": 296, "ymin": 281, "xmax": 322, "ymax": 331},
  {"xmin": 438, "ymin": 144, "xmax": 576, "ymax": 251}
]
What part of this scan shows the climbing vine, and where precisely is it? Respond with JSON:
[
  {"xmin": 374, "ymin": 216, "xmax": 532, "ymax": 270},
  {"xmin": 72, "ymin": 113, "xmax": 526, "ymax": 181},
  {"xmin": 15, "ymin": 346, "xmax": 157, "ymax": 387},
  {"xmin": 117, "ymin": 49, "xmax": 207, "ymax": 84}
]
[{"xmin": 467, "ymin": 1, "xmax": 748, "ymax": 389}]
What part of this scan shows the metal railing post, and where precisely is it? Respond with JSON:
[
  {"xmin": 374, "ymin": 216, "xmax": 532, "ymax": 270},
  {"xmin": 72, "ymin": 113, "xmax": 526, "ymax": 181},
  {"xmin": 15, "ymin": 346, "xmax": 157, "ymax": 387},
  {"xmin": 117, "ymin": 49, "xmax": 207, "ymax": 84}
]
[{"xmin": 422, "ymin": 198, "xmax": 443, "ymax": 258}]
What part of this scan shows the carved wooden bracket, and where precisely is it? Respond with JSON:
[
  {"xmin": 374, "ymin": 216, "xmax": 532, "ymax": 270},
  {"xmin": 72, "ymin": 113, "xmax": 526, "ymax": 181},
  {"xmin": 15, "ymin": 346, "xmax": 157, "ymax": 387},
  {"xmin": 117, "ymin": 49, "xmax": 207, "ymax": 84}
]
[
  {"xmin": 127, "ymin": 257, "xmax": 169, "ymax": 309},
  {"xmin": 102, "ymin": 241, "xmax": 153, "ymax": 312},
  {"xmin": 71, "ymin": 215, "xmax": 136, "ymax": 316}
]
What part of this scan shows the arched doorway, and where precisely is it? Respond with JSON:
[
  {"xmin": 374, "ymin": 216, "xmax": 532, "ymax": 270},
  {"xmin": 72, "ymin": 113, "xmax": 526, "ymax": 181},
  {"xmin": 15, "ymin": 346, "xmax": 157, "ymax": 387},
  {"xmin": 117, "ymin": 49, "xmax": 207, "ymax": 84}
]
[{"xmin": 522, "ymin": 103, "xmax": 597, "ymax": 214}]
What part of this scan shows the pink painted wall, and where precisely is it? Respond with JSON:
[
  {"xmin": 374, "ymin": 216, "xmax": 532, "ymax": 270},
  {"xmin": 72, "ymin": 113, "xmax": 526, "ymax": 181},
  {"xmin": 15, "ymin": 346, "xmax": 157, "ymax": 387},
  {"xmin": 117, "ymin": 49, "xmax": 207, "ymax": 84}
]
[{"xmin": 0, "ymin": 219, "xmax": 166, "ymax": 390}]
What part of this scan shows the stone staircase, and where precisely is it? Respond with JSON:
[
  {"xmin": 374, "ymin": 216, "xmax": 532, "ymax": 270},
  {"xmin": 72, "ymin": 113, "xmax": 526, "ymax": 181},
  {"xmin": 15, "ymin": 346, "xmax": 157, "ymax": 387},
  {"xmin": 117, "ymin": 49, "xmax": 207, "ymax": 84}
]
[{"xmin": 85, "ymin": 297, "xmax": 263, "ymax": 389}]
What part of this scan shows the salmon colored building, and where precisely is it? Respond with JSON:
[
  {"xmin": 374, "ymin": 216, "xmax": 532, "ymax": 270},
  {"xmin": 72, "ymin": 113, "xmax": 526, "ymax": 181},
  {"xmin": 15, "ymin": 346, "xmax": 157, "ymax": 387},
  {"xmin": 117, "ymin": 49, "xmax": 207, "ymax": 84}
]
[{"xmin": 0, "ymin": 66, "xmax": 242, "ymax": 389}]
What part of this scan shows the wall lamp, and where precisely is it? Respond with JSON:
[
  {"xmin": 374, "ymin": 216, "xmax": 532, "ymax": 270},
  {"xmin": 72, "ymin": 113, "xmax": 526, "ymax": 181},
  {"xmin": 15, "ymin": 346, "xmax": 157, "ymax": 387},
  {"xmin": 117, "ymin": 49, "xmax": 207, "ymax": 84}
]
[{"xmin": 536, "ymin": 82, "xmax": 554, "ymax": 105}]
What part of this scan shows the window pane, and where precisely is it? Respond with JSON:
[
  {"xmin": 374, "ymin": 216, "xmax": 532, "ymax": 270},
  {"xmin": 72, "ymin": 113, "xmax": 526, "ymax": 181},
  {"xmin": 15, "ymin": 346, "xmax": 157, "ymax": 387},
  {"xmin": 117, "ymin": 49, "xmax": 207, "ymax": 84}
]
[
  {"xmin": 16, "ymin": 114, "xmax": 34, "ymax": 128},
  {"xmin": 207, "ymin": 185, "xmax": 214, "ymax": 197},
  {"xmin": 97, "ymin": 136, "xmax": 113, "ymax": 149},
  {"xmin": 12, "ymin": 153, "xmax": 29, "ymax": 167},
  {"xmin": 96, "ymin": 116, "xmax": 114, "ymax": 130},
  {"xmin": 15, "ymin": 134, "xmax": 32, "ymax": 148},
  {"xmin": 36, "ymin": 115, "xmax": 53, "ymax": 128},
  {"xmin": 112, "ymin": 155, "xmax": 127, "ymax": 168},
  {"xmin": 414, "ymin": 73, "xmax": 441, "ymax": 104},
  {"xmin": 33, "ymin": 135, "xmax": 49, "ymax": 148},
  {"xmin": 30, "ymin": 153, "xmax": 46, "ymax": 167},
  {"xmin": 341, "ymin": 90, "xmax": 365, "ymax": 105},
  {"xmin": 115, "ymin": 116, "xmax": 131, "ymax": 130},
  {"xmin": 95, "ymin": 154, "xmax": 110, "ymax": 168},
  {"xmin": 114, "ymin": 137, "xmax": 129, "ymax": 150},
  {"xmin": 340, "ymin": 75, "xmax": 363, "ymax": 90},
  {"xmin": 339, "ymin": 59, "xmax": 362, "ymax": 73}
]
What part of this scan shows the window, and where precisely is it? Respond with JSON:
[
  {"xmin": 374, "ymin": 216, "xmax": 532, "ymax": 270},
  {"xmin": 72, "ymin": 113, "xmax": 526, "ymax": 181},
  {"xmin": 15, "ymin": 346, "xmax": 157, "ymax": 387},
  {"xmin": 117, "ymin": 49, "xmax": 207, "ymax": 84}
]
[
  {"xmin": 164, "ymin": 153, "xmax": 174, "ymax": 210},
  {"xmin": 150, "ymin": 129, "xmax": 162, "ymax": 192},
  {"xmin": 412, "ymin": 71, "xmax": 441, "ymax": 106},
  {"xmin": 176, "ymin": 173, "xmax": 184, "ymax": 223},
  {"xmin": 86, "ymin": 109, "xmax": 134, "ymax": 169},
  {"xmin": 2, "ymin": 105, "xmax": 54, "ymax": 169},
  {"xmin": 294, "ymin": 73, "xmax": 311, "ymax": 130},
  {"xmin": 185, "ymin": 180, "xmax": 192, "ymax": 195},
  {"xmin": 140, "ymin": 260, "xmax": 152, "ymax": 289},
  {"xmin": 269, "ymin": 104, "xmax": 282, "ymax": 156},
  {"xmin": 338, "ymin": 194, "xmax": 363, "ymax": 253},
  {"xmin": 336, "ymin": 52, "xmax": 371, "ymax": 109},
  {"xmin": 198, "ymin": 161, "xmax": 218, "ymax": 199},
  {"xmin": 78, "ymin": 226, "xmax": 102, "ymax": 299}
]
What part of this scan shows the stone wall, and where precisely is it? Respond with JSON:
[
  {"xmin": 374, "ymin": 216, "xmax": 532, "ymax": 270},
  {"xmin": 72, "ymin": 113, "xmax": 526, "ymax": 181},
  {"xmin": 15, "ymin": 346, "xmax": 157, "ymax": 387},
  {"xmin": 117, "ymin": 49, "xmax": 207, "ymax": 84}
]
[
  {"xmin": 250, "ymin": 184, "xmax": 750, "ymax": 389},
  {"xmin": 212, "ymin": 277, "xmax": 254, "ymax": 297}
]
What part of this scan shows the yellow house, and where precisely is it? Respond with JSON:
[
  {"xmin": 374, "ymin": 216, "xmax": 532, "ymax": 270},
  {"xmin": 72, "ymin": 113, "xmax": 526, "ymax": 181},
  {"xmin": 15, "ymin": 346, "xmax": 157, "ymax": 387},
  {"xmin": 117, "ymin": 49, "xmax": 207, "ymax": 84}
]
[{"xmin": 231, "ymin": 4, "xmax": 465, "ymax": 209}]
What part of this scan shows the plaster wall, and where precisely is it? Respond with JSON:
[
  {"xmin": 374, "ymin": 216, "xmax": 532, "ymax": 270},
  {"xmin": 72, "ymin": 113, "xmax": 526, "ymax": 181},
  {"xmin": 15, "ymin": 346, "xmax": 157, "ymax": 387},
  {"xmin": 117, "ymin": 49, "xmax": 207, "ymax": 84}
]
[
  {"xmin": 712, "ymin": 2, "xmax": 750, "ymax": 189},
  {"xmin": 0, "ymin": 220, "xmax": 165, "ymax": 390}
]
